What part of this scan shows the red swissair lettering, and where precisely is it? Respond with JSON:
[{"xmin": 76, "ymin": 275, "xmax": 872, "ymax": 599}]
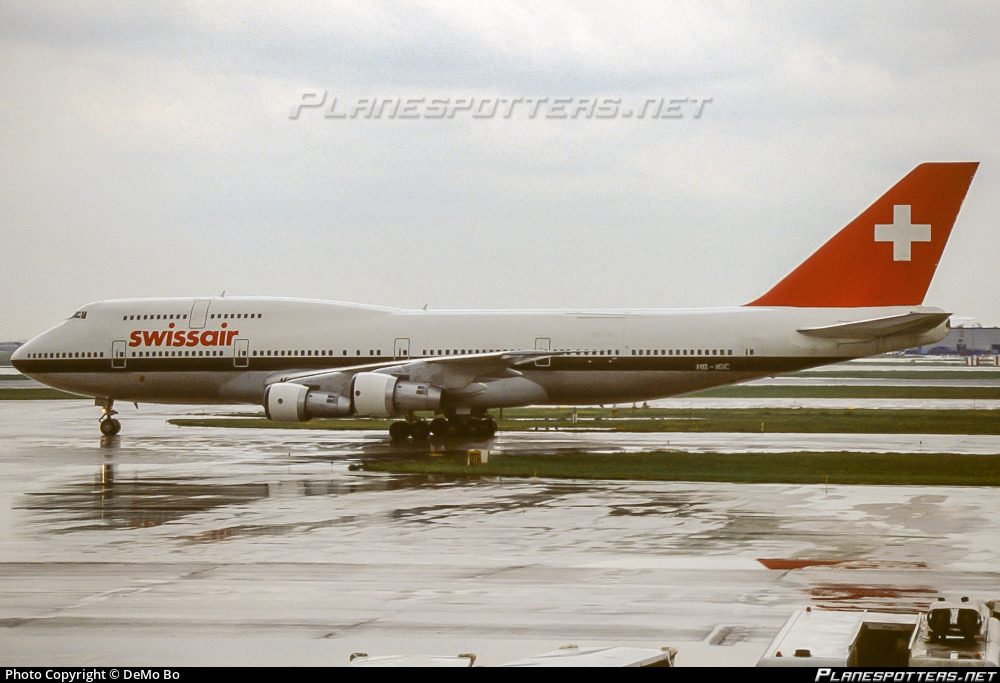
[{"xmin": 128, "ymin": 322, "xmax": 239, "ymax": 348}]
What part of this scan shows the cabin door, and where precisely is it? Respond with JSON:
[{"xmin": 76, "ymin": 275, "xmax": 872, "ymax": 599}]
[
  {"xmin": 189, "ymin": 300, "xmax": 212, "ymax": 329},
  {"xmin": 535, "ymin": 337, "xmax": 551, "ymax": 367},
  {"xmin": 233, "ymin": 338, "xmax": 249, "ymax": 368},
  {"xmin": 394, "ymin": 338, "xmax": 410, "ymax": 360},
  {"xmin": 111, "ymin": 340, "xmax": 127, "ymax": 369}
]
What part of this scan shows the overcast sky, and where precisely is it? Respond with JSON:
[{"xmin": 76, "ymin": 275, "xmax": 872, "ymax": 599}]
[{"xmin": 2, "ymin": 1, "xmax": 999, "ymax": 340}]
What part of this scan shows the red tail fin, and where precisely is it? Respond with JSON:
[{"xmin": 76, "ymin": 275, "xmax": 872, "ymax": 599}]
[{"xmin": 746, "ymin": 162, "xmax": 978, "ymax": 307}]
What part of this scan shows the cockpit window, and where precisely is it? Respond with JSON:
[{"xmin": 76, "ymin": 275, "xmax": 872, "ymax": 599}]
[{"xmin": 69, "ymin": 311, "xmax": 87, "ymax": 319}]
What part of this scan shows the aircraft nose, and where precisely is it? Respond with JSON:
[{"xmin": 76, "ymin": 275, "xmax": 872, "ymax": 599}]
[{"xmin": 10, "ymin": 340, "xmax": 29, "ymax": 371}]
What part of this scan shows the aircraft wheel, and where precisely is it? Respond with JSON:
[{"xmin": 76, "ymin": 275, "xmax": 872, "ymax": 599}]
[
  {"xmin": 480, "ymin": 418, "xmax": 497, "ymax": 438},
  {"xmin": 429, "ymin": 417, "xmax": 451, "ymax": 437},
  {"xmin": 409, "ymin": 420, "xmax": 431, "ymax": 441},
  {"xmin": 100, "ymin": 418, "xmax": 121, "ymax": 436},
  {"xmin": 451, "ymin": 417, "xmax": 474, "ymax": 438},
  {"xmin": 388, "ymin": 421, "xmax": 411, "ymax": 441},
  {"xmin": 469, "ymin": 418, "xmax": 496, "ymax": 438}
]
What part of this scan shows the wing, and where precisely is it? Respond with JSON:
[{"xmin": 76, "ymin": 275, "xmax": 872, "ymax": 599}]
[{"xmin": 266, "ymin": 349, "xmax": 566, "ymax": 392}]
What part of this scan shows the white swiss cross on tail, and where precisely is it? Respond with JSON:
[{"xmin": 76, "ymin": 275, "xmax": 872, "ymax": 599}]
[{"xmin": 874, "ymin": 204, "xmax": 931, "ymax": 261}]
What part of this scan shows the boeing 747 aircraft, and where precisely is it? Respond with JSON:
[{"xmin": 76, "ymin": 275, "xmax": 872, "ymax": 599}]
[{"xmin": 11, "ymin": 162, "xmax": 978, "ymax": 438}]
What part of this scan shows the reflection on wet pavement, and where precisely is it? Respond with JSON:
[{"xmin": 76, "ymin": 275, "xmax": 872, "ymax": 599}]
[{"xmin": 2, "ymin": 400, "xmax": 1000, "ymax": 667}]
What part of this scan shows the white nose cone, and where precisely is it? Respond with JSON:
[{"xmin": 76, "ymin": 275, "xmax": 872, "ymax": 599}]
[{"xmin": 9, "ymin": 341, "xmax": 28, "ymax": 369}]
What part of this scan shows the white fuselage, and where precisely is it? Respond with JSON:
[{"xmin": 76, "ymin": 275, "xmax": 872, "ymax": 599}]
[{"xmin": 11, "ymin": 297, "xmax": 948, "ymax": 411}]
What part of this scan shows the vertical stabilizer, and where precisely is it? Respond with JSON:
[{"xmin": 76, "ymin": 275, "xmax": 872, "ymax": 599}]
[{"xmin": 747, "ymin": 162, "xmax": 978, "ymax": 307}]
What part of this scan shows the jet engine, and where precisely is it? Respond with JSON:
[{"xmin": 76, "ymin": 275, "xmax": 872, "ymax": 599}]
[
  {"xmin": 264, "ymin": 382, "xmax": 352, "ymax": 422},
  {"xmin": 351, "ymin": 372, "xmax": 442, "ymax": 416},
  {"xmin": 264, "ymin": 373, "xmax": 442, "ymax": 421}
]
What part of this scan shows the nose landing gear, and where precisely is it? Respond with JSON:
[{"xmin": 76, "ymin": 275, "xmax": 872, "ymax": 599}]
[
  {"xmin": 99, "ymin": 414, "xmax": 121, "ymax": 436},
  {"xmin": 96, "ymin": 398, "xmax": 121, "ymax": 436}
]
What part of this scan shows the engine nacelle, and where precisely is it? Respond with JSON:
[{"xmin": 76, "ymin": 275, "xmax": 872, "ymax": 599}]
[
  {"xmin": 264, "ymin": 382, "xmax": 352, "ymax": 422},
  {"xmin": 351, "ymin": 372, "xmax": 442, "ymax": 417}
]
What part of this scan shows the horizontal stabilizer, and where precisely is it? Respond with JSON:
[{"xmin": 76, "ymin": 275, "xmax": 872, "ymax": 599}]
[{"xmin": 796, "ymin": 311, "xmax": 950, "ymax": 341}]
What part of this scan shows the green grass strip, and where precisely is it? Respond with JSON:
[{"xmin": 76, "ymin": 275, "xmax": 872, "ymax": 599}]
[
  {"xmin": 693, "ymin": 385, "xmax": 1000, "ymax": 399},
  {"xmin": 169, "ymin": 417, "xmax": 395, "ymax": 430},
  {"xmin": 798, "ymin": 370, "xmax": 1000, "ymax": 380},
  {"xmin": 0, "ymin": 388, "xmax": 83, "ymax": 400},
  {"xmin": 360, "ymin": 451, "xmax": 1000, "ymax": 486},
  {"xmin": 169, "ymin": 407, "xmax": 1000, "ymax": 434}
]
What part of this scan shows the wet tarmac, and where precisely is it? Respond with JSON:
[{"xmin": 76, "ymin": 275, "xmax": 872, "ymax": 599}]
[{"xmin": 1, "ymin": 400, "xmax": 1000, "ymax": 667}]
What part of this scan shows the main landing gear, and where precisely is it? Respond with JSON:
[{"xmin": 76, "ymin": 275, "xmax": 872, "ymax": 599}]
[
  {"xmin": 96, "ymin": 398, "xmax": 121, "ymax": 436},
  {"xmin": 389, "ymin": 414, "xmax": 498, "ymax": 441}
]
